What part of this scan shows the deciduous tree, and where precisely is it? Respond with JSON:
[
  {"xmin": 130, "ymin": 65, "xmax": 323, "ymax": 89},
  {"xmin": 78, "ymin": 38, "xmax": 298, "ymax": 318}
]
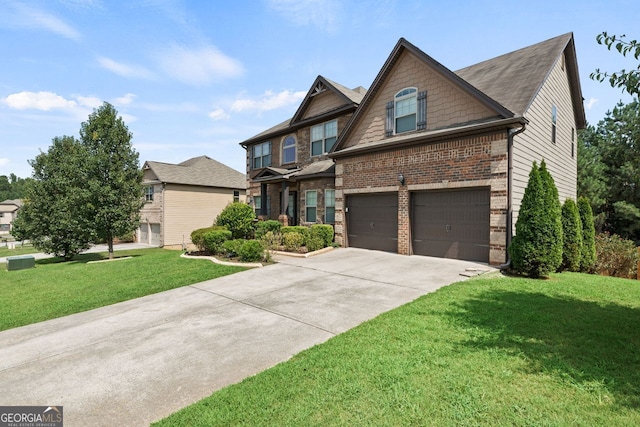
[{"xmin": 591, "ymin": 32, "xmax": 640, "ymax": 97}]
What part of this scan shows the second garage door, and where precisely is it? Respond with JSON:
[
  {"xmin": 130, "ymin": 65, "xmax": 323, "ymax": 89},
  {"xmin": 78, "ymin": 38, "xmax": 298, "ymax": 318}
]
[
  {"xmin": 411, "ymin": 188, "xmax": 490, "ymax": 262},
  {"xmin": 347, "ymin": 193, "xmax": 398, "ymax": 253}
]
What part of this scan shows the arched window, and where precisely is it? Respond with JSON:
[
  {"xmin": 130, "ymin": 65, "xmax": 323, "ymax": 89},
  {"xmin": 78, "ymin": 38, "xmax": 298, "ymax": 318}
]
[
  {"xmin": 282, "ymin": 135, "xmax": 296, "ymax": 164},
  {"xmin": 394, "ymin": 87, "xmax": 417, "ymax": 133}
]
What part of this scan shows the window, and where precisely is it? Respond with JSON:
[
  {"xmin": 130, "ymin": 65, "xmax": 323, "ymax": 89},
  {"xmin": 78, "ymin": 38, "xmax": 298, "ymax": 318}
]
[
  {"xmin": 571, "ymin": 127, "xmax": 575, "ymax": 158},
  {"xmin": 395, "ymin": 88, "xmax": 417, "ymax": 133},
  {"xmin": 144, "ymin": 185, "xmax": 154, "ymax": 202},
  {"xmin": 386, "ymin": 88, "xmax": 426, "ymax": 136},
  {"xmin": 305, "ymin": 190, "xmax": 317, "ymax": 223},
  {"xmin": 311, "ymin": 120, "xmax": 337, "ymax": 156},
  {"xmin": 254, "ymin": 195, "xmax": 270, "ymax": 217},
  {"xmin": 325, "ymin": 189, "xmax": 335, "ymax": 224},
  {"xmin": 282, "ymin": 135, "xmax": 296, "ymax": 164},
  {"xmin": 252, "ymin": 141, "xmax": 271, "ymax": 169},
  {"xmin": 551, "ymin": 105, "xmax": 557, "ymax": 144},
  {"xmin": 233, "ymin": 190, "xmax": 240, "ymax": 202}
]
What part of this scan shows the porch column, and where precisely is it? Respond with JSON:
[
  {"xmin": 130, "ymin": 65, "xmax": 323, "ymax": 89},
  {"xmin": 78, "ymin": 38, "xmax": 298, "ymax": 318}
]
[
  {"xmin": 281, "ymin": 181, "xmax": 289, "ymax": 215},
  {"xmin": 260, "ymin": 183, "xmax": 268, "ymax": 218}
]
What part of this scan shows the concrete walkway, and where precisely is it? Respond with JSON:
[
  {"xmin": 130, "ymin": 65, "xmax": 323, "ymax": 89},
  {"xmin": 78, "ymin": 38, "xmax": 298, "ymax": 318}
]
[
  {"xmin": 0, "ymin": 248, "xmax": 491, "ymax": 426},
  {"xmin": 0, "ymin": 242, "xmax": 157, "ymax": 264}
]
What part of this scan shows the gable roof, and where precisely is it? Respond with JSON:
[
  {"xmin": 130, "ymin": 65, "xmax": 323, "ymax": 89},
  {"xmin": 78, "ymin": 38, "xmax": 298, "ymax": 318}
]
[
  {"xmin": 456, "ymin": 32, "xmax": 586, "ymax": 128},
  {"xmin": 333, "ymin": 34, "xmax": 586, "ymax": 155},
  {"xmin": 239, "ymin": 76, "xmax": 365, "ymax": 147},
  {"xmin": 0, "ymin": 199, "xmax": 22, "ymax": 212},
  {"xmin": 143, "ymin": 155, "xmax": 245, "ymax": 189}
]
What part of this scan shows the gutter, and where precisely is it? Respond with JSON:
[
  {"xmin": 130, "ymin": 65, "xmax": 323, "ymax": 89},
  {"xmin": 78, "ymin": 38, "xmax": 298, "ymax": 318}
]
[{"xmin": 497, "ymin": 123, "xmax": 527, "ymax": 271}]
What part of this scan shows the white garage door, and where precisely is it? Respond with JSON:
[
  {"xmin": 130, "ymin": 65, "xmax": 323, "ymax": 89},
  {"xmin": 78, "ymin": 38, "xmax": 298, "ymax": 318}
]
[
  {"xmin": 139, "ymin": 223, "xmax": 149, "ymax": 244},
  {"xmin": 150, "ymin": 223, "xmax": 161, "ymax": 246}
]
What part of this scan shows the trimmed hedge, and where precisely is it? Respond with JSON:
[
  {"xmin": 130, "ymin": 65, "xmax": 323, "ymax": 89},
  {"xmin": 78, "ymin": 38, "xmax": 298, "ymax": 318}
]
[
  {"xmin": 191, "ymin": 225, "xmax": 228, "ymax": 251},
  {"xmin": 238, "ymin": 240, "xmax": 264, "ymax": 262},
  {"xmin": 222, "ymin": 239, "xmax": 243, "ymax": 257},
  {"xmin": 202, "ymin": 230, "xmax": 232, "ymax": 255},
  {"xmin": 310, "ymin": 224, "xmax": 334, "ymax": 247},
  {"xmin": 281, "ymin": 226, "xmax": 310, "ymax": 245},
  {"xmin": 283, "ymin": 232, "xmax": 304, "ymax": 252},
  {"xmin": 255, "ymin": 220, "xmax": 281, "ymax": 239},
  {"xmin": 561, "ymin": 199, "xmax": 583, "ymax": 272},
  {"xmin": 578, "ymin": 197, "xmax": 597, "ymax": 272},
  {"xmin": 215, "ymin": 202, "xmax": 256, "ymax": 239}
]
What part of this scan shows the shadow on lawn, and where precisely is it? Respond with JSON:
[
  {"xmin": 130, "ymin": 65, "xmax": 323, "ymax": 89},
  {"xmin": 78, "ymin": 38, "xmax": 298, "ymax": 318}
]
[
  {"xmin": 37, "ymin": 253, "xmax": 142, "ymax": 265},
  {"xmin": 450, "ymin": 290, "xmax": 640, "ymax": 408}
]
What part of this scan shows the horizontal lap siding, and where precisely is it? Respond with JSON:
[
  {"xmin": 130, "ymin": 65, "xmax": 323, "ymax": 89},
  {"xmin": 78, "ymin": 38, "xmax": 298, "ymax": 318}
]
[{"xmin": 512, "ymin": 53, "xmax": 578, "ymax": 231}]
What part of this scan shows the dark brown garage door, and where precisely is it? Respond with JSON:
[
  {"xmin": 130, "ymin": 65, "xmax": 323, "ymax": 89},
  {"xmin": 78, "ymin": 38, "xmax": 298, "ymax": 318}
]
[
  {"xmin": 347, "ymin": 193, "xmax": 398, "ymax": 253},
  {"xmin": 411, "ymin": 188, "xmax": 489, "ymax": 262}
]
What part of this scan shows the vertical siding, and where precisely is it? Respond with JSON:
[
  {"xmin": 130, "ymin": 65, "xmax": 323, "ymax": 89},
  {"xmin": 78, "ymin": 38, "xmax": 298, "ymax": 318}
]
[
  {"xmin": 511, "ymin": 52, "xmax": 578, "ymax": 230},
  {"xmin": 345, "ymin": 50, "xmax": 496, "ymax": 148},
  {"xmin": 163, "ymin": 184, "xmax": 246, "ymax": 247}
]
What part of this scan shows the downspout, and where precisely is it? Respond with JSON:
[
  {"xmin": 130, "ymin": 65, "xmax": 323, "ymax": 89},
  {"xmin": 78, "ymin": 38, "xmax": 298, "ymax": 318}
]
[{"xmin": 498, "ymin": 123, "xmax": 526, "ymax": 271}]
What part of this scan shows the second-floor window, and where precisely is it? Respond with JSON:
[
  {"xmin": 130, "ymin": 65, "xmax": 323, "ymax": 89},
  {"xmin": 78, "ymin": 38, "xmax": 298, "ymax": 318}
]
[
  {"xmin": 144, "ymin": 185, "xmax": 154, "ymax": 202},
  {"xmin": 233, "ymin": 190, "xmax": 240, "ymax": 202},
  {"xmin": 282, "ymin": 135, "xmax": 296, "ymax": 164},
  {"xmin": 551, "ymin": 105, "xmax": 557, "ymax": 144},
  {"xmin": 311, "ymin": 120, "xmax": 337, "ymax": 156},
  {"xmin": 253, "ymin": 141, "xmax": 271, "ymax": 169},
  {"xmin": 395, "ymin": 87, "xmax": 417, "ymax": 133}
]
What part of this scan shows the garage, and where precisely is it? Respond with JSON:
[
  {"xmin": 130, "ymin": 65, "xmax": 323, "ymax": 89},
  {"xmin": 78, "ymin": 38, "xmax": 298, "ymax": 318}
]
[
  {"xmin": 346, "ymin": 193, "xmax": 398, "ymax": 253},
  {"xmin": 411, "ymin": 188, "xmax": 490, "ymax": 262},
  {"xmin": 139, "ymin": 223, "xmax": 149, "ymax": 244},
  {"xmin": 150, "ymin": 223, "xmax": 161, "ymax": 246}
]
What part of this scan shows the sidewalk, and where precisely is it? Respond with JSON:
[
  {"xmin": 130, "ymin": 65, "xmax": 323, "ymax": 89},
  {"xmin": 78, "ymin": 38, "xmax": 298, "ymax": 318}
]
[{"xmin": 0, "ymin": 242, "xmax": 156, "ymax": 264}]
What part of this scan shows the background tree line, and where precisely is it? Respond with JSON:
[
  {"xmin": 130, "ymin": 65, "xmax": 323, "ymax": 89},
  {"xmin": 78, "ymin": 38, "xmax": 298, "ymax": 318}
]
[{"xmin": 0, "ymin": 174, "xmax": 32, "ymax": 201}]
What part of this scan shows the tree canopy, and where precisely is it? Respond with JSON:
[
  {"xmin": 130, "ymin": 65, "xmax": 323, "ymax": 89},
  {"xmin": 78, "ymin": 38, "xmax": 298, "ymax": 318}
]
[{"xmin": 591, "ymin": 32, "xmax": 640, "ymax": 97}]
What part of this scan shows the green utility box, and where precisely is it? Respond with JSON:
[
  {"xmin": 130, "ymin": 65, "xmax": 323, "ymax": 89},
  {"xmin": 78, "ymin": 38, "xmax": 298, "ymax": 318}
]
[{"xmin": 6, "ymin": 255, "xmax": 36, "ymax": 271}]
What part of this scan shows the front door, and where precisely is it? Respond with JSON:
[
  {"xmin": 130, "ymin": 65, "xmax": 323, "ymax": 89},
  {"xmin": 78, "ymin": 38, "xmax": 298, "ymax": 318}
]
[{"xmin": 288, "ymin": 191, "xmax": 297, "ymax": 226}]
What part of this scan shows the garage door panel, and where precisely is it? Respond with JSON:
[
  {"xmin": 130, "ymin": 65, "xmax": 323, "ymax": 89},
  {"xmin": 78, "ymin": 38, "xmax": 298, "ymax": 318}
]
[
  {"xmin": 347, "ymin": 193, "xmax": 398, "ymax": 253},
  {"xmin": 412, "ymin": 188, "xmax": 489, "ymax": 262}
]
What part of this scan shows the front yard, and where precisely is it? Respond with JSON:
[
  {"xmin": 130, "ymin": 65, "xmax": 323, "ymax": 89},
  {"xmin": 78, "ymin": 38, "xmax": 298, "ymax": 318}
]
[
  {"xmin": 0, "ymin": 248, "xmax": 246, "ymax": 331},
  {"xmin": 154, "ymin": 272, "xmax": 640, "ymax": 426}
]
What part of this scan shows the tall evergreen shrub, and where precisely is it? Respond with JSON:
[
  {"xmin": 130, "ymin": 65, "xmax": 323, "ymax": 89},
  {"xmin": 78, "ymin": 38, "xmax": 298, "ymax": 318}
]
[
  {"xmin": 560, "ymin": 199, "xmax": 583, "ymax": 272},
  {"xmin": 578, "ymin": 196, "xmax": 597, "ymax": 272},
  {"xmin": 510, "ymin": 161, "xmax": 563, "ymax": 278}
]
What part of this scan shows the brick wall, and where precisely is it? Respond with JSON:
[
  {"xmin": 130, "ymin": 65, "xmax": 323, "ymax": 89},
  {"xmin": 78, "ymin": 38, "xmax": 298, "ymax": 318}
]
[{"xmin": 335, "ymin": 131, "xmax": 509, "ymax": 264}]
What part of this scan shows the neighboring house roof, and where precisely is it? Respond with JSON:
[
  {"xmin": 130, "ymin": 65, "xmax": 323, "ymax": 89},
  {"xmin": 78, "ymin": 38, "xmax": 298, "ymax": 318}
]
[
  {"xmin": 333, "ymin": 33, "xmax": 585, "ymax": 155},
  {"xmin": 143, "ymin": 155, "xmax": 246, "ymax": 189},
  {"xmin": 456, "ymin": 32, "xmax": 586, "ymax": 128},
  {"xmin": 240, "ymin": 75, "xmax": 366, "ymax": 147},
  {"xmin": 0, "ymin": 199, "xmax": 22, "ymax": 212}
]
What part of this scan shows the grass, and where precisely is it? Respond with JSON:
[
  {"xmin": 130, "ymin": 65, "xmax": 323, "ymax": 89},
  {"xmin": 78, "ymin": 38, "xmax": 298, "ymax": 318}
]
[
  {"xmin": 0, "ymin": 248, "xmax": 246, "ymax": 331},
  {"xmin": 153, "ymin": 272, "xmax": 640, "ymax": 426},
  {"xmin": 0, "ymin": 243, "xmax": 38, "ymax": 257}
]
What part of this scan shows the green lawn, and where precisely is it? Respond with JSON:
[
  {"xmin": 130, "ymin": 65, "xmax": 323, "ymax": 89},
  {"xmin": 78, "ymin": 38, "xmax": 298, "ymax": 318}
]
[
  {"xmin": 0, "ymin": 243, "xmax": 38, "ymax": 257},
  {"xmin": 0, "ymin": 248, "xmax": 246, "ymax": 331},
  {"xmin": 154, "ymin": 272, "xmax": 640, "ymax": 426}
]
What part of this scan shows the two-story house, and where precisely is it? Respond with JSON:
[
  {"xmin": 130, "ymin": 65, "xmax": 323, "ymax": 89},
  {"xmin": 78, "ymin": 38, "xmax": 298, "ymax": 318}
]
[
  {"xmin": 239, "ymin": 76, "xmax": 365, "ymax": 226},
  {"xmin": 0, "ymin": 199, "xmax": 22, "ymax": 234},
  {"xmin": 243, "ymin": 33, "xmax": 585, "ymax": 265}
]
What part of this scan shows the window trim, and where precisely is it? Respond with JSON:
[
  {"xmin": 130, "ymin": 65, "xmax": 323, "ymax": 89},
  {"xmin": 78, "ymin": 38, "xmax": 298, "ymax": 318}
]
[
  {"xmin": 233, "ymin": 190, "xmax": 240, "ymax": 203},
  {"xmin": 551, "ymin": 105, "xmax": 557, "ymax": 144},
  {"xmin": 394, "ymin": 87, "xmax": 418, "ymax": 134},
  {"xmin": 325, "ymin": 189, "xmax": 335, "ymax": 224},
  {"xmin": 311, "ymin": 120, "xmax": 337, "ymax": 156},
  {"xmin": 144, "ymin": 185, "xmax": 154, "ymax": 202},
  {"xmin": 252, "ymin": 141, "xmax": 272, "ymax": 169},
  {"xmin": 305, "ymin": 190, "xmax": 317, "ymax": 223},
  {"xmin": 282, "ymin": 135, "xmax": 296, "ymax": 164}
]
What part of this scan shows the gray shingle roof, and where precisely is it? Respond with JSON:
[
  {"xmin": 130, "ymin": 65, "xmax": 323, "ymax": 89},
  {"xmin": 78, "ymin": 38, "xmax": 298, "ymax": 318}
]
[
  {"xmin": 455, "ymin": 33, "xmax": 574, "ymax": 117},
  {"xmin": 144, "ymin": 155, "xmax": 246, "ymax": 189}
]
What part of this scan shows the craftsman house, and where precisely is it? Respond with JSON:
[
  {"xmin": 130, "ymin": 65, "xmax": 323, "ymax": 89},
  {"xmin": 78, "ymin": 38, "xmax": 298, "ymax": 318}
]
[
  {"xmin": 242, "ymin": 33, "xmax": 585, "ymax": 265},
  {"xmin": 138, "ymin": 155, "xmax": 246, "ymax": 249}
]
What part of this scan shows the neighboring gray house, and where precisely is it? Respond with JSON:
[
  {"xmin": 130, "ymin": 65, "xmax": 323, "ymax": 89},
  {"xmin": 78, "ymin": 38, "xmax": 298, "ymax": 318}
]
[
  {"xmin": 138, "ymin": 156, "xmax": 246, "ymax": 249},
  {"xmin": 0, "ymin": 199, "xmax": 22, "ymax": 234}
]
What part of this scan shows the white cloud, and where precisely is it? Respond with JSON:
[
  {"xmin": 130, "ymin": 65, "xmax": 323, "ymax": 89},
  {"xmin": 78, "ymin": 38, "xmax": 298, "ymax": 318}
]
[
  {"xmin": 2, "ymin": 3, "xmax": 81, "ymax": 41},
  {"xmin": 155, "ymin": 44, "xmax": 244, "ymax": 85},
  {"xmin": 586, "ymin": 97, "xmax": 598, "ymax": 109},
  {"xmin": 0, "ymin": 158, "xmax": 9, "ymax": 167},
  {"xmin": 2, "ymin": 91, "xmax": 77, "ymax": 111},
  {"xmin": 267, "ymin": 0, "xmax": 340, "ymax": 33},
  {"xmin": 76, "ymin": 96, "xmax": 103, "ymax": 108},
  {"xmin": 230, "ymin": 89, "xmax": 306, "ymax": 113},
  {"xmin": 98, "ymin": 57, "xmax": 155, "ymax": 79},
  {"xmin": 208, "ymin": 108, "xmax": 230, "ymax": 121},
  {"xmin": 113, "ymin": 93, "xmax": 137, "ymax": 106}
]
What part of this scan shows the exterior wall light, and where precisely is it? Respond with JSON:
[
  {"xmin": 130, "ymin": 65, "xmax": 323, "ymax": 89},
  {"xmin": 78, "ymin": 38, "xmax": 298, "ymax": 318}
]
[{"xmin": 398, "ymin": 173, "xmax": 405, "ymax": 185}]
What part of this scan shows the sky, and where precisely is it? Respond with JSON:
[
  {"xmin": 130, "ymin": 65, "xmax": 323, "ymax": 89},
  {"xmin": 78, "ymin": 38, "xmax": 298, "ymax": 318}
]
[{"xmin": 0, "ymin": 0, "xmax": 637, "ymax": 179}]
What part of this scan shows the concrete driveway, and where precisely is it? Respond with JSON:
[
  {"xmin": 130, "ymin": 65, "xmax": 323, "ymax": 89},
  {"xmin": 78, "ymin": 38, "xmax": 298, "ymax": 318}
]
[{"xmin": 0, "ymin": 248, "xmax": 490, "ymax": 426}]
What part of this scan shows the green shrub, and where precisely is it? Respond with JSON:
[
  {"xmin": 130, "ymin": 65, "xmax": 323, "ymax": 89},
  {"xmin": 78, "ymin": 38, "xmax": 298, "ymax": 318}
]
[
  {"xmin": 281, "ymin": 226, "xmax": 309, "ymax": 245},
  {"xmin": 202, "ymin": 230, "xmax": 232, "ymax": 255},
  {"xmin": 560, "ymin": 199, "xmax": 583, "ymax": 272},
  {"xmin": 510, "ymin": 161, "xmax": 563, "ymax": 278},
  {"xmin": 311, "ymin": 224, "xmax": 334, "ymax": 247},
  {"xmin": 215, "ymin": 202, "xmax": 256, "ymax": 239},
  {"xmin": 595, "ymin": 233, "xmax": 638, "ymax": 279},
  {"xmin": 222, "ymin": 239, "xmax": 243, "ymax": 257},
  {"xmin": 578, "ymin": 197, "xmax": 597, "ymax": 272},
  {"xmin": 238, "ymin": 240, "xmax": 264, "ymax": 262},
  {"xmin": 306, "ymin": 235, "xmax": 325, "ymax": 252},
  {"xmin": 191, "ymin": 225, "xmax": 227, "ymax": 251},
  {"xmin": 255, "ymin": 220, "xmax": 281, "ymax": 239},
  {"xmin": 283, "ymin": 232, "xmax": 304, "ymax": 252},
  {"xmin": 260, "ymin": 231, "xmax": 281, "ymax": 251}
]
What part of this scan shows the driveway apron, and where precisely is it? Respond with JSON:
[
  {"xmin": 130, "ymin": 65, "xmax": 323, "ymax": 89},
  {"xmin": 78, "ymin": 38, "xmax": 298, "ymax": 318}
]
[{"xmin": 0, "ymin": 248, "xmax": 490, "ymax": 426}]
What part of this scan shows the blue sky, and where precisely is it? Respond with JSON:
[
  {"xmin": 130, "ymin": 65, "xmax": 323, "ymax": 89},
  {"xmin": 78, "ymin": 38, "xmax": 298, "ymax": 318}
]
[{"xmin": 0, "ymin": 0, "xmax": 636, "ymax": 179}]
